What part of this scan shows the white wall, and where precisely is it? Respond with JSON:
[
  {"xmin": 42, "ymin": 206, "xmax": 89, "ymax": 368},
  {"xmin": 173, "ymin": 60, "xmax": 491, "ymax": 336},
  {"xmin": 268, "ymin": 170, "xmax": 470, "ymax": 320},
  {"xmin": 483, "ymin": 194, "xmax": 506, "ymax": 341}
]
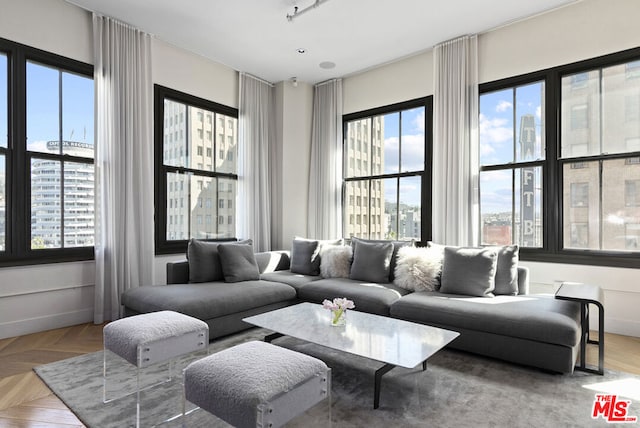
[
  {"xmin": 273, "ymin": 81, "xmax": 314, "ymax": 251},
  {"xmin": 342, "ymin": 0, "xmax": 640, "ymax": 337}
]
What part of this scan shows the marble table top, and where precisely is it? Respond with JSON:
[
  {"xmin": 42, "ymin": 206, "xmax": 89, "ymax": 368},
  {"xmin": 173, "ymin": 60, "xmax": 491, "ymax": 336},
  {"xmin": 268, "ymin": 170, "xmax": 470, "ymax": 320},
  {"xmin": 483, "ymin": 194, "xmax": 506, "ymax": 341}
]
[{"xmin": 244, "ymin": 302, "xmax": 459, "ymax": 368}]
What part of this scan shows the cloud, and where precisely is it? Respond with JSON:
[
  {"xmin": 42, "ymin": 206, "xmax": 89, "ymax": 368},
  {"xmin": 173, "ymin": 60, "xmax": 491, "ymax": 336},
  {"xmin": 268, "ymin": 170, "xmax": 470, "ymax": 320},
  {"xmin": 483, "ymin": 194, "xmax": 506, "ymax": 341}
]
[
  {"xmin": 479, "ymin": 114, "xmax": 512, "ymax": 144},
  {"xmin": 383, "ymin": 134, "xmax": 425, "ymax": 173},
  {"xmin": 496, "ymin": 100, "xmax": 513, "ymax": 113},
  {"xmin": 536, "ymin": 105, "xmax": 542, "ymax": 119},
  {"xmin": 413, "ymin": 109, "xmax": 425, "ymax": 133}
]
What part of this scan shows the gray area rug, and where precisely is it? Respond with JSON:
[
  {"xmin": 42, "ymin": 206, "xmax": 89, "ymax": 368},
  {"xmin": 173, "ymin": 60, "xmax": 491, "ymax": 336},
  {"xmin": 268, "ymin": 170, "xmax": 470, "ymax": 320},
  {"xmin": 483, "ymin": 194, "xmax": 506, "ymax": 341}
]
[{"xmin": 34, "ymin": 328, "xmax": 640, "ymax": 427}]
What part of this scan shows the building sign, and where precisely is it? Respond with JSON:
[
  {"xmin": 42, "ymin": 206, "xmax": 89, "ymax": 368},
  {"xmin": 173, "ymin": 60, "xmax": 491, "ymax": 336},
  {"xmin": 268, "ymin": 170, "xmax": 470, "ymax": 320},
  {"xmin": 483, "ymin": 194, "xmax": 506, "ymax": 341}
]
[{"xmin": 520, "ymin": 114, "xmax": 536, "ymax": 246}]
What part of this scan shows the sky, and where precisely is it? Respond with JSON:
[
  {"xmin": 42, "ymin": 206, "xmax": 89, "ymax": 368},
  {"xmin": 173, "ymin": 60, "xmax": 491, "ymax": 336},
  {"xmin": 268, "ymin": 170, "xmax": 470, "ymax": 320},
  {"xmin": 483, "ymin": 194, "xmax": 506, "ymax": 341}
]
[
  {"xmin": 479, "ymin": 81, "xmax": 544, "ymax": 215},
  {"xmin": 382, "ymin": 106, "xmax": 424, "ymax": 207}
]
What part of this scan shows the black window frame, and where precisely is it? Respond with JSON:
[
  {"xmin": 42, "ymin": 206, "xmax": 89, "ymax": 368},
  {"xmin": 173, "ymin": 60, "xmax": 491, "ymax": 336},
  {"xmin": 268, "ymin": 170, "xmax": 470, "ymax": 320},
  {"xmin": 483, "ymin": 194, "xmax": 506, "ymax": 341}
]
[
  {"xmin": 0, "ymin": 37, "xmax": 94, "ymax": 267},
  {"xmin": 342, "ymin": 96, "xmax": 433, "ymax": 244},
  {"xmin": 154, "ymin": 85, "xmax": 239, "ymax": 255},
  {"xmin": 480, "ymin": 46, "xmax": 640, "ymax": 268}
]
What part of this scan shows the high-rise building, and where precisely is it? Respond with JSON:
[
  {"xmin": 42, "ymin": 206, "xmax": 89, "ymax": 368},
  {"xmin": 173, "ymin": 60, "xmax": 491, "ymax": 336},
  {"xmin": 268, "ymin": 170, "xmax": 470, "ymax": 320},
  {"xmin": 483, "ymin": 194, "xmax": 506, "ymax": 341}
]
[{"xmin": 31, "ymin": 141, "xmax": 94, "ymax": 248}]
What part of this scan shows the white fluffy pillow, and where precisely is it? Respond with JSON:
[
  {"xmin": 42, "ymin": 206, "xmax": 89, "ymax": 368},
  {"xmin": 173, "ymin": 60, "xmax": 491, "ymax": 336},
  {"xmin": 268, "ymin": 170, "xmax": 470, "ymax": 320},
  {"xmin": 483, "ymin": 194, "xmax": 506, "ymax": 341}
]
[
  {"xmin": 393, "ymin": 246, "xmax": 443, "ymax": 291},
  {"xmin": 320, "ymin": 245, "xmax": 352, "ymax": 278}
]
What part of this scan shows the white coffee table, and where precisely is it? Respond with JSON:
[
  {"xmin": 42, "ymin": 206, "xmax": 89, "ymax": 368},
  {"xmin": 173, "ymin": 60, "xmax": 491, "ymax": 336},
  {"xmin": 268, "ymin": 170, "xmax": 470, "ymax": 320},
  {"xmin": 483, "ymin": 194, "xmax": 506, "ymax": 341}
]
[{"xmin": 243, "ymin": 302, "xmax": 459, "ymax": 408}]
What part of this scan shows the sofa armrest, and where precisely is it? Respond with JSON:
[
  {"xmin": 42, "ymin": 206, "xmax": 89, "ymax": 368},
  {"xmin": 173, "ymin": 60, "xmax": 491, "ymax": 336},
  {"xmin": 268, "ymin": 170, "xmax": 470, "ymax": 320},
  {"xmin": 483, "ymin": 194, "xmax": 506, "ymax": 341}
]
[
  {"xmin": 167, "ymin": 260, "xmax": 189, "ymax": 284},
  {"xmin": 255, "ymin": 251, "xmax": 291, "ymax": 274},
  {"xmin": 517, "ymin": 266, "xmax": 529, "ymax": 295}
]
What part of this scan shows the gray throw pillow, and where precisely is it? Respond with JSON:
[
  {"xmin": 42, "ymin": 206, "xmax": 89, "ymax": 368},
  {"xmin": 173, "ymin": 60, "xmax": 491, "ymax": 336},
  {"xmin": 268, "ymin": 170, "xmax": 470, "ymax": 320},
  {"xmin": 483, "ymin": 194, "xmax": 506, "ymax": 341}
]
[
  {"xmin": 290, "ymin": 239, "xmax": 320, "ymax": 275},
  {"xmin": 349, "ymin": 240, "xmax": 394, "ymax": 283},
  {"xmin": 491, "ymin": 245, "xmax": 519, "ymax": 295},
  {"xmin": 351, "ymin": 237, "xmax": 413, "ymax": 281},
  {"xmin": 440, "ymin": 247, "xmax": 498, "ymax": 297},
  {"xmin": 217, "ymin": 244, "xmax": 260, "ymax": 283},
  {"xmin": 187, "ymin": 239, "xmax": 252, "ymax": 283}
]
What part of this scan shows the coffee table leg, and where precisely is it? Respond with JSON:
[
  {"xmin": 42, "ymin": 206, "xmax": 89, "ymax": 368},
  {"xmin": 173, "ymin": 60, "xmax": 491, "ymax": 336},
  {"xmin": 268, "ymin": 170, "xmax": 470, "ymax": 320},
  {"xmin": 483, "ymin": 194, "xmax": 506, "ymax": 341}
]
[
  {"xmin": 374, "ymin": 364, "xmax": 395, "ymax": 409},
  {"xmin": 264, "ymin": 332, "xmax": 284, "ymax": 343}
]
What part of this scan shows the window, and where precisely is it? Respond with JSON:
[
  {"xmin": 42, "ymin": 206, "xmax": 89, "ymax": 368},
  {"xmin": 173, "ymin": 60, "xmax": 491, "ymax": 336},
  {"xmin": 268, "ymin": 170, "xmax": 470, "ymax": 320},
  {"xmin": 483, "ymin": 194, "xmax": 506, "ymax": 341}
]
[
  {"xmin": 155, "ymin": 85, "xmax": 238, "ymax": 253},
  {"xmin": 480, "ymin": 46, "xmax": 640, "ymax": 267},
  {"xmin": 343, "ymin": 98, "xmax": 431, "ymax": 241},
  {"xmin": 0, "ymin": 38, "xmax": 94, "ymax": 265},
  {"xmin": 480, "ymin": 81, "xmax": 545, "ymax": 247},
  {"xmin": 561, "ymin": 58, "xmax": 640, "ymax": 253}
]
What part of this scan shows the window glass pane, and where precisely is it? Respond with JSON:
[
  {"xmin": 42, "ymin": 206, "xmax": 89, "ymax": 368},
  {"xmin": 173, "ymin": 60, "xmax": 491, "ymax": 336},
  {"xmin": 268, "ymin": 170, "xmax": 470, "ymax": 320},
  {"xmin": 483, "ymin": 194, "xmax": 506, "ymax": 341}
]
[
  {"xmin": 481, "ymin": 170, "xmax": 513, "ymax": 246},
  {"xmin": 163, "ymin": 99, "xmax": 188, "ymax": 168},
  {"xmin": 63, "ymin": 161, "xmax": 94, "ymax": 247},
  {"xmin": 400, "ymin": 107, "xmax": 425, "ymax": 172},
  {"xmin": 31, "ymin": 158, "xmax": 61, "ymax": 249},
  {"xmin": 481, "ymin": 167, "xmax": 542, "ymax": 247},
  {"xmin": 561, "ymin": 70, "xmax": 600, "ymax": 158},
  {"xmin": 165, "ymin": 172, "xmax": 189, "ymax": 241},
  {"xmin": 381, "ymin": 112, "xmax": 399, "ymax": 175},
  {"xmin": 602, "ymin": 61, "xmax": 640, "ymax": 155},
  {"xmin": 398, "ymin": 176, "xmax": 421, "ymax": 240},
  {"xmin": 563, "ymin": 161, "xmax": 599, "ymax": 249},
  {"xmin": 383, "ymin": 178, "xmax": 398, "ymax": 240},
  {"xmin": 344, "ymin": 180, "xmax": 370, "ymax": 239},
  {"xmin": 602, "ymin": 159, "xmax": 640, "ymax": 251},
  {"xmin": 515, "ymin": 82, "xmax": 545, "ymax": 162},
  {"xmin": 189, "ymin": 106, "xmax": 211, "ymax": 171},
  {"xmin": 189, "ymin": 174, "xmax": 215, "ymax": 239},
  {"xmin": 217, "ymin": 178, "xmax": 236, "ymax": 238},
  {"xmin": 0, "ymin": 155, "xmax": 4, "ymax": 250},
  {"xmin": 27, "ymin": 62, "xmax": 60, "ymax": 154},
  {"xmin": 215, "ymin": 113, "xmax": 237, "ymax": 174},
  {"xmin": 345, "ymin": 118, "xmax": 372, "ymax": 178},
  {"xmin": 480, "ymin": 88, "xmax": 514, "ymax": 165},
  {"xmin": 0, "ymin": 53, "xmax": 7, "ymax": 148},
  {"xmin": 62, "ymin": 72, "xmax": 94, "ymax": 158}
]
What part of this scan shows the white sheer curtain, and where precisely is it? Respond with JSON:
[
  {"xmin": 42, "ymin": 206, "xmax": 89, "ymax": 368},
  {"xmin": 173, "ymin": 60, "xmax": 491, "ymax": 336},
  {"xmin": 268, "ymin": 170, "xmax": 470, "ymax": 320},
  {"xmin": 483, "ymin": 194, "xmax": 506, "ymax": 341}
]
[
  {"xmin": 307, "ymin": 79, "xmax": 343, "ymax": 239},
  {"xmin": 432, "ymin": 35, "xmax": 479, "ymax": 246},
  {"xmin": 238, "ymin": 73, "xmax": 274, "ymax": 251},
  {"xmin": 93, "ymin": 14, "xmax": 154, "ymax": 323}
]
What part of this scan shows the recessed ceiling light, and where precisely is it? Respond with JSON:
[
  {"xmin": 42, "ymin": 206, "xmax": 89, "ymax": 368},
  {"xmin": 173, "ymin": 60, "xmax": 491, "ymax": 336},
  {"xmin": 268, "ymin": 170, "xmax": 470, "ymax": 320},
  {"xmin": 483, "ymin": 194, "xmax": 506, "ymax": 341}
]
[
  {"xmin": 296, "ymin": 48, "xmax": 306, "ymax": 54},
  {"xmin": 319, "ymin": 61, "xmax": 336, "ymax": 70}
]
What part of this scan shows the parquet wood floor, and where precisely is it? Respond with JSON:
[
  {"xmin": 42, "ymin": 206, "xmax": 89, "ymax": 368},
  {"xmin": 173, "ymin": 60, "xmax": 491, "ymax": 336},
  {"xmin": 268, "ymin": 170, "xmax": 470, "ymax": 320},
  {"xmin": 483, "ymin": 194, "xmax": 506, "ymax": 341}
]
[{"xmin": 0, "ymin": 323, "xmax": 638, "ymax": 427}]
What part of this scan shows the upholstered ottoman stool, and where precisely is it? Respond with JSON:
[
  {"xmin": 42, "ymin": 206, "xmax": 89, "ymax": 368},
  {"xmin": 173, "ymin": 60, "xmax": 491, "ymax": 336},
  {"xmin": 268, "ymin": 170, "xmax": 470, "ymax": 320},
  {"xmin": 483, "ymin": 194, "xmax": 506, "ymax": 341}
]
[
  {"xmin": 183, "ymin": 340, "xmax": 331, "ymax": 428},
  {"xmin": 103, "ymin": 310, "xmax": 209, "ymax": 426}
]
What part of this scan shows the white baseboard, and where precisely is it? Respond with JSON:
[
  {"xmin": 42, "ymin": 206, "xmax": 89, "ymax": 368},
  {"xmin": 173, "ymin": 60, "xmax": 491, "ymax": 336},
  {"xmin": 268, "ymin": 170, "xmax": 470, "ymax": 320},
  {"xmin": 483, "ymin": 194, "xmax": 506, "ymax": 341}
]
[
  {"xmin": 605, "ymin": 317, "xmax": 640, "ymax": 338},
  {"xmin": 0, "ymin": 308, "xmax": 94, "ymax": 340}
]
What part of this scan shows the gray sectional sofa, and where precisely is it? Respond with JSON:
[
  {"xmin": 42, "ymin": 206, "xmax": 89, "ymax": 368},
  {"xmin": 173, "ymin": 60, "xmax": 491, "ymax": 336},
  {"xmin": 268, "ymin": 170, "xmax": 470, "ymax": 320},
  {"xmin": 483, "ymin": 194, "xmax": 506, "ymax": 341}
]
[{"xmin": 122, "ymin": 242, "xmax": 583, "ymax": 374}]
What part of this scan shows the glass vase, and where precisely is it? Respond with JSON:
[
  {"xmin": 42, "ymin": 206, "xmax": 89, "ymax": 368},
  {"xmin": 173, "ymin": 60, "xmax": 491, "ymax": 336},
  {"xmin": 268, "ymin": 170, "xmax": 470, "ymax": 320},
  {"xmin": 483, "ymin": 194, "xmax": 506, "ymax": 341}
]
[{"xmin": 331, "ymin": 309, "xmax": 346, "ymax": 326}]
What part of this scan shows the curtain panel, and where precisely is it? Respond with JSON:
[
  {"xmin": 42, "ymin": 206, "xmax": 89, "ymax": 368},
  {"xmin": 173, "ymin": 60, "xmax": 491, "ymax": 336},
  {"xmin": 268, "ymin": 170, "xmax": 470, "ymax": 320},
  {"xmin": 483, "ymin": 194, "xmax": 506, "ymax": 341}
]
[
  {"xmin": 93, "ymin": 14, "xmax": 154, "ymax": 323},
  {"xmin": 238, "ymin": 73, "xmax": 275, "ymax": 252},
  {"xmin": 307, "ymin": 78, "xmax": 343, "ymax": 239},
  {"xmin": 432, "ymin": 35, "xmax": 479, "ymax": 247}
]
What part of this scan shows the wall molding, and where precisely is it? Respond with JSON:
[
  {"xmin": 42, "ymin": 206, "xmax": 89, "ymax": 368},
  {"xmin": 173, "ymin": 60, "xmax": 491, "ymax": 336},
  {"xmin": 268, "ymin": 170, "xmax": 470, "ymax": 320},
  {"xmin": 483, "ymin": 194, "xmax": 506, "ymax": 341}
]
[
  {"xmin": 0, "ymin": 283, "xmax": 94, "ymax": 299},
  {"xmin": 0, "ymin": 308, "xmax": 94, "ymax": 340}
]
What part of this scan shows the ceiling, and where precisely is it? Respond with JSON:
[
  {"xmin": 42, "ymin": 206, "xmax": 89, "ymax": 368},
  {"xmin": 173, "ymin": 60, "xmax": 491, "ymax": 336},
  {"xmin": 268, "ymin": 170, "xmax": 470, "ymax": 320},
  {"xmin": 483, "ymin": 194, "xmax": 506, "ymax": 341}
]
[{"xmin": 66, "ymin": 0, "xmax": 577, "ymax": 84}]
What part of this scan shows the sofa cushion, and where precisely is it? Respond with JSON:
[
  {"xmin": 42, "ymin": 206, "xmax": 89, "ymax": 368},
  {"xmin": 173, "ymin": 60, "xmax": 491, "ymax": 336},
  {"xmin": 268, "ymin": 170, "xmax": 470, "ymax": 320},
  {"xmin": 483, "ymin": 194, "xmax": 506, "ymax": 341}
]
[
  {"xmin": 320, "ymin": 245, "xmax": 352, "ymax": 278},
  {"xmin": 350, "ymin": 240, "xmax": 393, "ymax": 283},
  {"xmin": 393, "ymin": 246, "xmax": 442, "ymax": 292},
  {"xmin": 440, "ymin": 247, "xmax": 498, "ymax": 297},
  {"xmin": 491, "ymin": 245, "xmax": 519, "ymax": 295},
  {"xmin": 187, "ymin": 239, "xmax": 251, "ymax": 283},
  {"xmin": 122, "ymin": 280, "xmax": 297, "ymax": 321},
  {"xmin": 351, "ymin": 237, "xmax": 413, "ymax": 281},
  {"xmin": 218, "ymin": 244, "xmax": 261, "ymax": 283},
  {"xmin": 390, "ymin": 292, "xmax": 581, "ymax": 348},
  {"xmin": 260, "ymin": 270, "xmax": 322, "ymax": 291},
  {"xmin": 290, "ymin": 238, "xmax": 320, "ymax": 275},
  {"xmin": 297, "ymin": 277, "xmax": 410, "ymax": 316}
]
